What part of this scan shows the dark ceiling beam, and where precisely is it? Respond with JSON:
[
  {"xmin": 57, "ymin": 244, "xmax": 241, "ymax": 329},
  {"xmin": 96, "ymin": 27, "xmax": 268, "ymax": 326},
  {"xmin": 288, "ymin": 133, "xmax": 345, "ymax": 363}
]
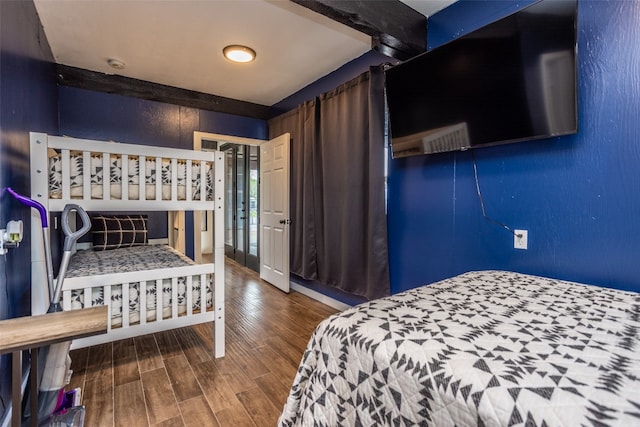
[
  {"xmin": 290, "ymin": 0, "xmax": 426, "ymax": 60},
  {"xmin": 56, "ymin": 64, "xmax": 272, "ymax": 120}
]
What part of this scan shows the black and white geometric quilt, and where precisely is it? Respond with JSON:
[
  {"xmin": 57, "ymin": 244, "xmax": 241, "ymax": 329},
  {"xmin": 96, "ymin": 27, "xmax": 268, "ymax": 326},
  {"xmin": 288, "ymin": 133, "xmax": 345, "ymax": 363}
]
[
  {"xmin": 278, "ymin": 271, "xmax": 640, "ymax": 427},
  {"xmin": 64, "ymin": 245, "xmax": 213, "ymax": 326},
  {"xmin": 48, "ymin": 152, "xmax": 214, "ymax": 201}
]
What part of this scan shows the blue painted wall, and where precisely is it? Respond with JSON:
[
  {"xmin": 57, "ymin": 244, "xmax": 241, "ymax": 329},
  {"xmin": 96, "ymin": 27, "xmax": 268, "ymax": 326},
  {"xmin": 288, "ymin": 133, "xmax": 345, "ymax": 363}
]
[
  {"xmin": 387, "ymin": 0, "xmax": 640, "ymax": 294},
  {"xmin": 59, "ymin": 86, "xmax": 267, "ymax": 258},
  {"xmin": 59, "ymin": 87, "xmax": 267, "ymax": 145},
  {"xmin": 200, "ymin": 109, "xmax": 267, "ymax": 140},
  {"xmin": 0, "ymin": 0, "xmax": 58, "ymax": 421}
]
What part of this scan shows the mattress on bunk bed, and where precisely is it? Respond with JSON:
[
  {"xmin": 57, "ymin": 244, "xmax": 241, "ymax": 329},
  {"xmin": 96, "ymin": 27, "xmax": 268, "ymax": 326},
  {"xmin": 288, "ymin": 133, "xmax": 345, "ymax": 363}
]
[
  {"xmin": 48, "ymin": 152, "xmax": 214, "ymax": 200},
  {"xmin": 65, "ymin": 245, "xmax": 213, "ymax": 327},
  {"xmin": 278, "ymin": 270, "xmax": 640, "ymax": 427}
]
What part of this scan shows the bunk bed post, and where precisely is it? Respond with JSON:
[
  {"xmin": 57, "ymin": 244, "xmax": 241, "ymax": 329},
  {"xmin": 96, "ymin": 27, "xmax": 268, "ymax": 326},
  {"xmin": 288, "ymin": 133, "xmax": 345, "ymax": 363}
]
[
  {"xmin": 213, "ymin": 152, "xmax": 225, "ymax": 358},
  {"xmin": 30, "ymin": 132, "xmax": 51, "ymax": 315}
]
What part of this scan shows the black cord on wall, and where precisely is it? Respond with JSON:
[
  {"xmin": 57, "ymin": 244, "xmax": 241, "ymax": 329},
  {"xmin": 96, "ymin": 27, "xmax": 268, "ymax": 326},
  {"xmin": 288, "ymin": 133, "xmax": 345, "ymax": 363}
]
[{"xmin": 471, "ymin": 151, "xmax": 521, "ymax": 238}]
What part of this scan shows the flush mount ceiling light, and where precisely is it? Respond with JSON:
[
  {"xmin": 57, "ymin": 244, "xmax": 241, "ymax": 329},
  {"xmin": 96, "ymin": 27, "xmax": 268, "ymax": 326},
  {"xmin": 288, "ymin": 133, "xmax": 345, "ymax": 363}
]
[
  {"xmin": 223, "ymin": 45, "xmax": 256, "ymax": 63},
  {"xmin": 107, "ymin": 58, "xmax": 126, "ymax": 70}
]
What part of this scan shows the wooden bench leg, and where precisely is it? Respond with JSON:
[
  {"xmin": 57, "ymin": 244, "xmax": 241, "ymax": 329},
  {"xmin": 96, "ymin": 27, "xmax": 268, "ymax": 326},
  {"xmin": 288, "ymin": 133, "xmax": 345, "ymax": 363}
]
[
  {"xmin": 30, "ymin": 348, "xmax": 38, "ymax": 427},
  {"xmin": 11, "ymin": 349, "xmax": 40, "ymax": 427},
  {"xmin": 11, "ymin": 351, "xmax": 20, "ymax": 427}
]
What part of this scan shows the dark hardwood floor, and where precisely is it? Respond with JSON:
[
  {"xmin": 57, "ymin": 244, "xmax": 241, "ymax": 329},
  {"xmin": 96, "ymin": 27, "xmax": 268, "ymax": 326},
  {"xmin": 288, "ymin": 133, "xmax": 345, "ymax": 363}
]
[{"xmin": 67, "ymin": 259, "xmax": 338, "ymax": 426}]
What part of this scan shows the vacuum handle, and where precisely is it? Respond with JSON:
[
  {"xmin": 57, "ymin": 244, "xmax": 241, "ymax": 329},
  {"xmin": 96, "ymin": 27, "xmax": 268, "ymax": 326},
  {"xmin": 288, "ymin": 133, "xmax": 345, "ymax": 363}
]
[
  {"xmin": 61, "ymin": 204, "xmax": 91, "ymax": 251},
  {"xmin": 6, "ymin": 187, "xmax": 48, "ymax": 227}
]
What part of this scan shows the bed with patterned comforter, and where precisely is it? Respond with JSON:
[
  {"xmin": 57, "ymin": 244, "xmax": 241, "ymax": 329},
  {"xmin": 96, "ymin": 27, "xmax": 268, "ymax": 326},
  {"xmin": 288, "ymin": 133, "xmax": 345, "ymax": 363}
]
[
  {"xmin": 278, "ymin": 270, "xmax": 640, "ymax": 427},
  {"xmin": 65, "ymin": 245, "xmax": 212, "ymax": 327}
]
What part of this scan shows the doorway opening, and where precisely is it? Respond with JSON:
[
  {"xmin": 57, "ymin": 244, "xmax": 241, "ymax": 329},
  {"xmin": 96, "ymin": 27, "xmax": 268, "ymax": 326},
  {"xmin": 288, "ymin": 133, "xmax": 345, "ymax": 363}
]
[
  {"xmin": 193, "ymin": 132, "xmax": 265, "ymax": 271},
  {"xmin": 221, "ymin": 143, "xmax": 260, "ymax": 272},
  {"xmin": 193, "ymin": 131, "xmax": 290, "ymax": 293}
]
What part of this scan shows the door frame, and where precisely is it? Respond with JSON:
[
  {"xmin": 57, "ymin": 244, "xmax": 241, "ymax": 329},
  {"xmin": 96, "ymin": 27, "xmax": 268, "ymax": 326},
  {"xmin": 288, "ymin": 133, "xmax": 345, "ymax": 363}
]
[
  {"xmin": 193, "ymin": 132, "xmax": 264, "ymax": 265},
  {"xmin": 168, "ymin": 211, "xmax": 185, "ymax": 254}
]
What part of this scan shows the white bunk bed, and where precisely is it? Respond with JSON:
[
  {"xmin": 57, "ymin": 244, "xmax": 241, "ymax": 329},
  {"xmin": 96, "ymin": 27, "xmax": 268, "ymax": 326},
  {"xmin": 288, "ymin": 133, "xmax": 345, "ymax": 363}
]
[{"xmin": 30, "ymin": 132, "xmax": 225, "ymax": 357}]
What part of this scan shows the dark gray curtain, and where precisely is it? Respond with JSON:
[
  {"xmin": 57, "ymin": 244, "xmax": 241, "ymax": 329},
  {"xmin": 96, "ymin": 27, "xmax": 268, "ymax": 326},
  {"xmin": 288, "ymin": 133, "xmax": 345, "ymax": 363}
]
[{"xmin": 269, "ymin": 66, "xmax": 389, "ymax": 300}]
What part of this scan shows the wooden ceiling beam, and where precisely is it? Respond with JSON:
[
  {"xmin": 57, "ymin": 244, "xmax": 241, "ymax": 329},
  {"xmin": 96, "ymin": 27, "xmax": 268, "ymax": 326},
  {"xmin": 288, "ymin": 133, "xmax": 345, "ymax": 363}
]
[
  {"xmin": 56, "ymin": 65, "xmax": 272, "ymax": 120},
  {"xmin": 291, "ymin": 0, "xmax": 426, "ymax": 60}
]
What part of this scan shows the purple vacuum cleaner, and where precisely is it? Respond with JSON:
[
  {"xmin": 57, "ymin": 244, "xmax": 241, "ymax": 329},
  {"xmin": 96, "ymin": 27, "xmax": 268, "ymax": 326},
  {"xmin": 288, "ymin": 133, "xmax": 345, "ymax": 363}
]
[
  {"xmin": 8, "ymin": 189, "xmax": 91, "ymax": 424},
  {"xmin": 7, "ymin": 188, "xmax": 56, "ymax": 309}
]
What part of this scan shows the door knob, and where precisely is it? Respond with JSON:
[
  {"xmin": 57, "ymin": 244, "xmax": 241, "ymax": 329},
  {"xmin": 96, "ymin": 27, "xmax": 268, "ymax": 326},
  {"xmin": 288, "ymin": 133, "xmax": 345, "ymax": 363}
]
[{"xmin": 279, "ymin": 219, "xmax": 285, "ymax": 224}]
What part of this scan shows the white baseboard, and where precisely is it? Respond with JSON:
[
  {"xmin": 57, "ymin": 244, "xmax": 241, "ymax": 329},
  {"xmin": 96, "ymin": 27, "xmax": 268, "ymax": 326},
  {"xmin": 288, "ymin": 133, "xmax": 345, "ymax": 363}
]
[{"xmin": 289, "ymin": 282, "xmax": 352, "ymax": 312}]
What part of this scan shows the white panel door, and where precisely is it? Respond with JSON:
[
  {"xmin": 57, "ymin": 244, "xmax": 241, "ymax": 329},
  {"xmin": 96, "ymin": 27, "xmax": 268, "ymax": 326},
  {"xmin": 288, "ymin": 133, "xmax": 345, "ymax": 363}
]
[{"xmin": 260, "ymin": 133, "xmax": 290, "ymax": 292}]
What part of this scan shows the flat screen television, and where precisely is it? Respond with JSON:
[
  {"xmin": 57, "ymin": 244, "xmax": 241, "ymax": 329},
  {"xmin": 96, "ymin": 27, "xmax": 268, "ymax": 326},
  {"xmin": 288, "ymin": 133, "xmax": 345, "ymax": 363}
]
[{"xmin": 385, "ymin": 0, "xmax": 577, "ymax": 158}]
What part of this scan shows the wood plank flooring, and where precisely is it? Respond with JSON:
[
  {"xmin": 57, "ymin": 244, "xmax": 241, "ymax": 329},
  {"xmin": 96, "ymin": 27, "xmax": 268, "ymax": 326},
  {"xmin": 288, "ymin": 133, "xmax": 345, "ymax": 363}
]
[{"xmin": 67, "ymin": 259, "xmax": 338, "ymax": 427}]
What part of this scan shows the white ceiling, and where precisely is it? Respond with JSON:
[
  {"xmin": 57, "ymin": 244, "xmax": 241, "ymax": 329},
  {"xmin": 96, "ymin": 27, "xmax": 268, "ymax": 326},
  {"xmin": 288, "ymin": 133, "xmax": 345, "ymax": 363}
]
[
  {"xmin": 34, "ymin": 0, "xmax": 455, "ymax": 107},
  {"xmin": 400, "ymin": 0, "xmax": 457, "ymax": 18}
]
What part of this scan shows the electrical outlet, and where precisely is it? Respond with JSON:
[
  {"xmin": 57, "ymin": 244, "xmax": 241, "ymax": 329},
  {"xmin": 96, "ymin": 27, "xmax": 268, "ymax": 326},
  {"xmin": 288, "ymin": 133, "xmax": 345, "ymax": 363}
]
[
  {"xmin": 514, "ymin": 230, "xmax": 528, "ymax": 250},
  {"xmin": 0, "ymin": 220, "xmax": 23, "ymax": 255}
]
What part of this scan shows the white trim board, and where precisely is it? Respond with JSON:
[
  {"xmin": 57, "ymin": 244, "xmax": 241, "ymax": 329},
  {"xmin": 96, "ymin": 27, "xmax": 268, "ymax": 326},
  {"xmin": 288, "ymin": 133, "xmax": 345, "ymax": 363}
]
[{"xmin": 290, "ymin": 281, "xmax": 352, "ymax": 312}]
